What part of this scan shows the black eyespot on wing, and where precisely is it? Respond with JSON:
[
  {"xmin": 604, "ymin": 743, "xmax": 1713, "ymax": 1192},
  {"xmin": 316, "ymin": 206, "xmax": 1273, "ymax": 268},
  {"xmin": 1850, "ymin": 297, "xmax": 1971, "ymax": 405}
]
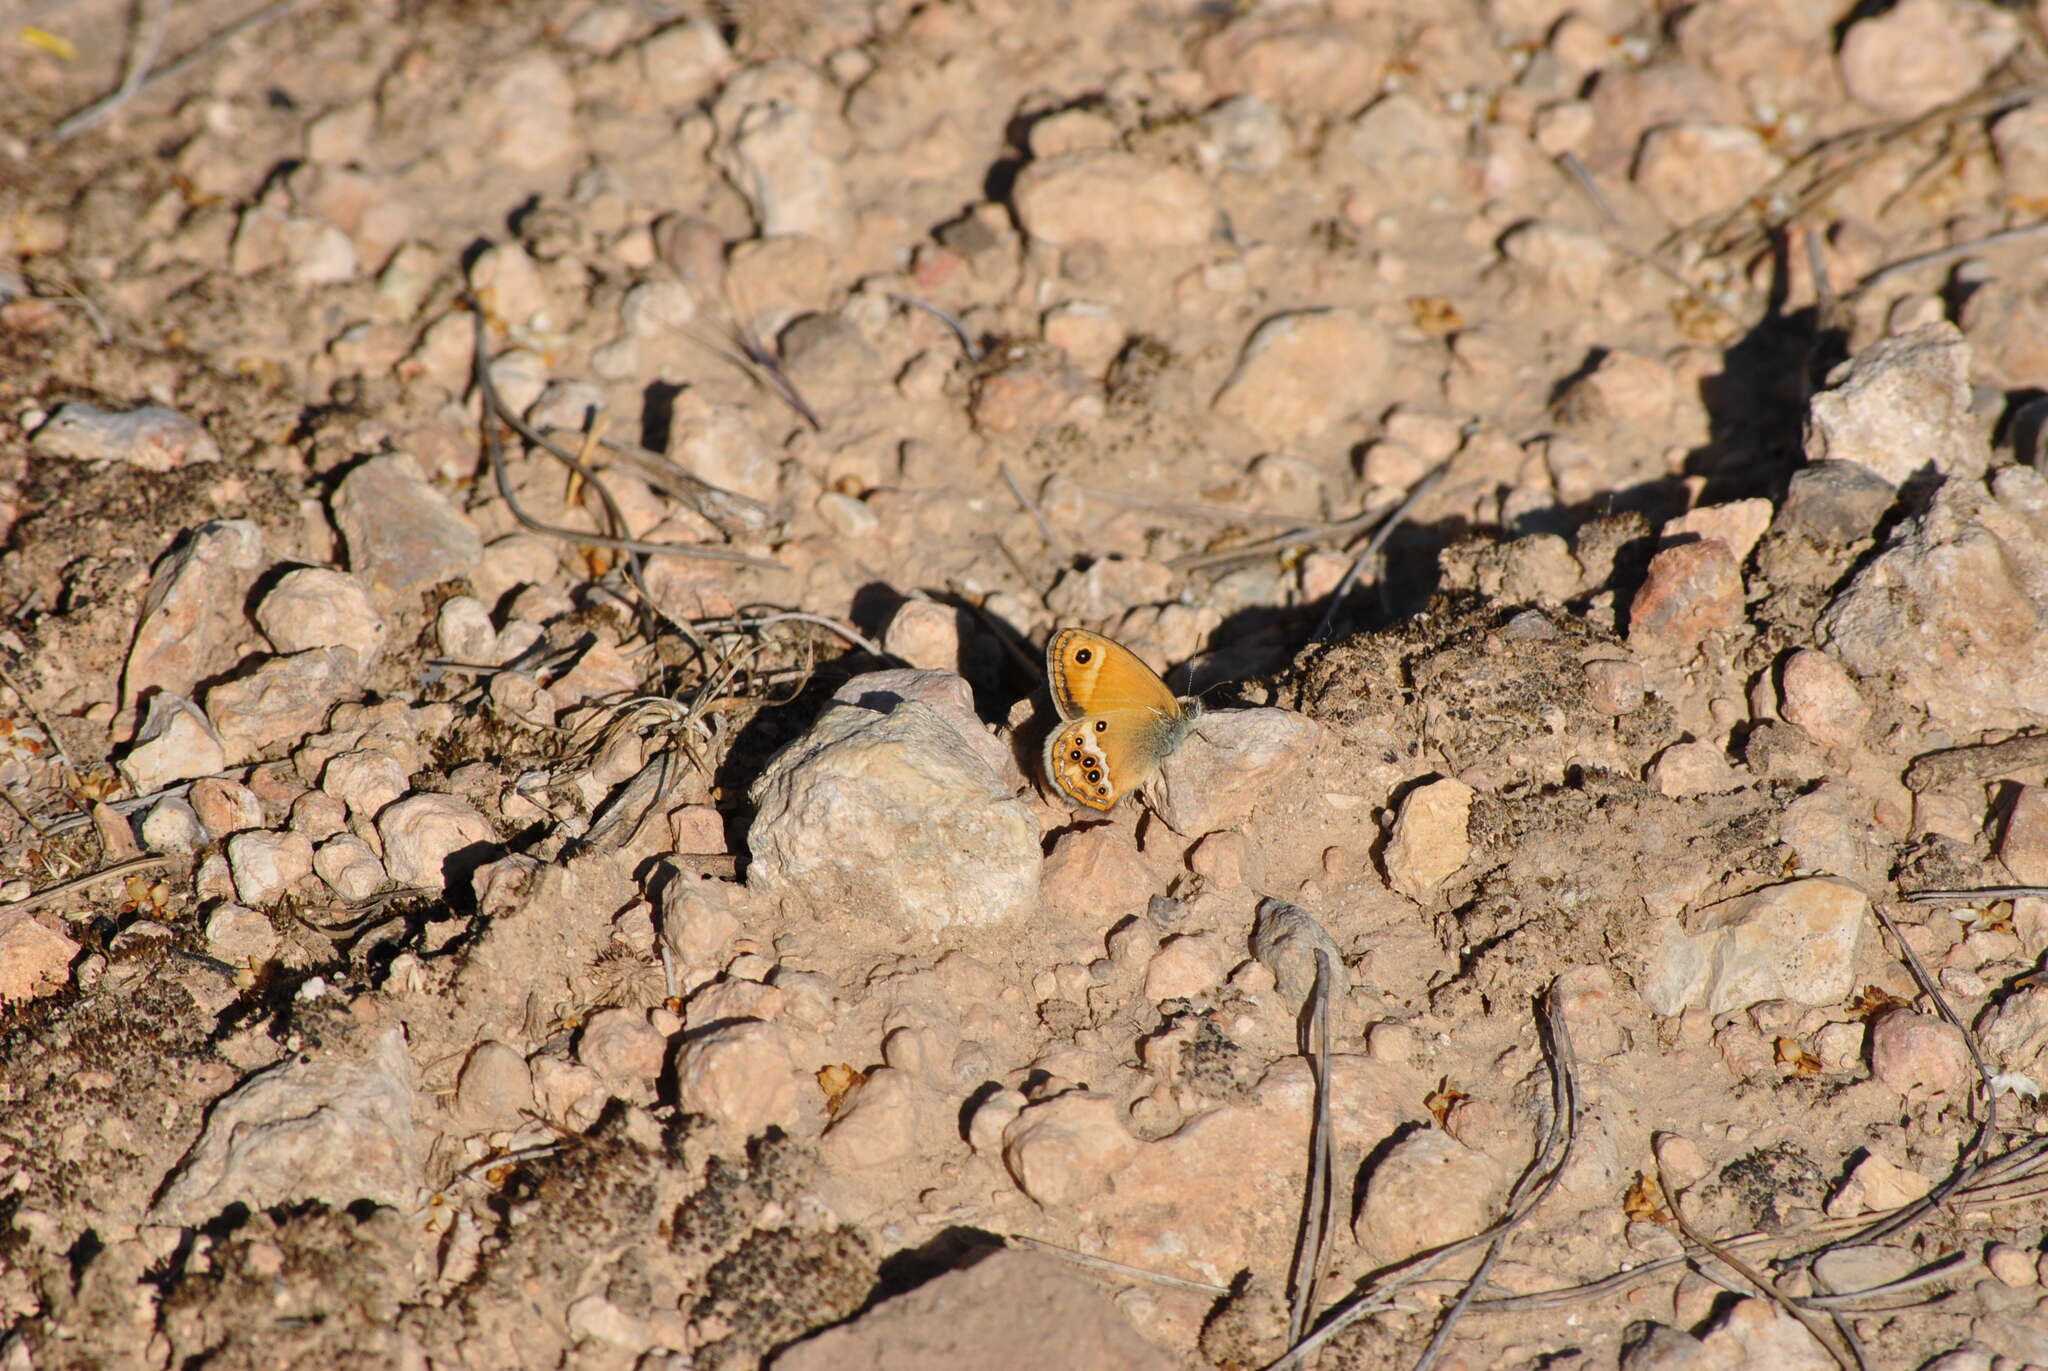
[
  {"xmin": 1075, "ymin": 648, "xmax": 1093, "ymax": 663},
  {"xmin": 1068, "ymin": 749, "xmax": 1082, "ymax": 761},
  {"xmin": 1093, "ymin": 719, "xmax": 1107, "ymax": 732},
  {"xmin": 1096, "ymin": 786, "xmax": 1107, "ymax": 796},
  {"xmin": 1086, "ymin": 769, "xmax": 1101, "ymax": 783}
]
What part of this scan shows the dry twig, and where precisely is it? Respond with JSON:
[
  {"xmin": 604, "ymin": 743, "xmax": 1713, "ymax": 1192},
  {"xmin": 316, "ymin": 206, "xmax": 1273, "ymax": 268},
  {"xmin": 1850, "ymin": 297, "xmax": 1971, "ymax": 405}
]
[{"xmin": 48, "ymin": 0, "xmax": 308, "ymax": 142}]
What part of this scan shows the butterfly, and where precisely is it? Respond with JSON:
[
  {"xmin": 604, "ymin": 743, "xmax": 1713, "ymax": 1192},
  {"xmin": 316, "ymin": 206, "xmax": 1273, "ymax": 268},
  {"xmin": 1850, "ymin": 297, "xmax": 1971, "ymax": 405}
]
[{"xmin": 1043, "ymin": 627, "xmax": 1201, "ymax": 811}]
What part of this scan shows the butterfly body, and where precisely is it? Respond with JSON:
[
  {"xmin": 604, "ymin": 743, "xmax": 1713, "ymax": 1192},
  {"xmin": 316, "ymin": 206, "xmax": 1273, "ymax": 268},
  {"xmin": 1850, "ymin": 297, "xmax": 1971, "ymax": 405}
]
[{"xmin": 1044, "ymin": 627, "xmax": 1200, "ymax": 811}]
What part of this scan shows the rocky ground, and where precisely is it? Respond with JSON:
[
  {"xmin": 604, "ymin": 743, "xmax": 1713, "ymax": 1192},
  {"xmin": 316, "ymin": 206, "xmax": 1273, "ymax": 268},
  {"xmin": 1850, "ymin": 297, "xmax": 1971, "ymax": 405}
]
[{"xmin": 4, "ymin": 0, "xmax": 2048, "ymax": 1367}]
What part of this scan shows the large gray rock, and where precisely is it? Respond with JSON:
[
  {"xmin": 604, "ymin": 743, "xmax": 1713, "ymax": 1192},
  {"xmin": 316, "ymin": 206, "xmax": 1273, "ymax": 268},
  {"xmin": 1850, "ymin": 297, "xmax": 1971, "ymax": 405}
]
[
  {"xmin": 1640, "ymin": 877, "xmax": 1868, "ymax": 1016},
  {"xmin": 747, "ymin": 701, "xmax": 1038, "ymax": 931},
  {"xmin": 1818, "ymin": 467, "xmax": 2048, "ymax": 733},
  {"xmin": 331, "ymin": 453, "xmax": 482, "ymax": 605},
  {"xmin": 151, "ymin": 1025, "xmax": 418, "ymax": 1223}
]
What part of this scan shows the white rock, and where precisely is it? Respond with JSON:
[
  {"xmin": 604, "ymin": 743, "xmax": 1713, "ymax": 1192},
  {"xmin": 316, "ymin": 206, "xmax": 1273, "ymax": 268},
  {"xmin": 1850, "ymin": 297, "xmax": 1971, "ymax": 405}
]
[
  {"xmin": 119, "ymin": 693, "xmax": 227, "ymax": 792},
  {"xmin": 140, "ymin": 796, "xmax": 207, "ymax": 853},
  {"xmin": 377, "ymin": 794, "xmax": 497, "ymax": 890},
  {"xmin": 151, "ymin": 1026, "xmax": 419, "ymax": 1223},
  {"xmin": 671, "ymin": 1020, "xmax": 800, "ymax": 1135},
  {"xmin": 746, "ymin": 702, "xmax": 1038, "ymax": 932},
  {"xmin": 321, "ymin": 748, "xmax": 411, "ymax": 820},
  {"xmin": 226, "ymin": 830, "xmax": 314, "ymax": 906},
  {"xmin": 204, "ymin": 903, "xmax": 280, "ymax": 966},
  {"xmin": 1640, "ymin": 877, "xmax": 1868, "ymax": 1016},
  {"xmin": 255, "ymin": 568, "xmax": 386, "ymax": 668},
  {"xmin": 314, "ymin": 835, "xmax": 386, "ymax": 901},
  {"xmin": 436, "ymin": 596, "xmax": 499, "ymax": 663},
  {"xmin": 1143, "ymin": 933, "xmax": 1229, "ymax": 1002}
]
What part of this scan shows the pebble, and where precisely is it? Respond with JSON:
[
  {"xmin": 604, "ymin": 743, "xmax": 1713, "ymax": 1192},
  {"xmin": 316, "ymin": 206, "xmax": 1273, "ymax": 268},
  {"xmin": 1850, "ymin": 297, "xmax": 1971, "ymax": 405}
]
[
  {"xmin": 1250, "ymin": 897, "xmax": 1348, "ymax": 1010},
  {"xmin": 1815, "ymin": 1020, "xmax": 1867, "ymax": 1072},
  {"xmin": 1196, "ymin": 94, "xmax": 1290, "ymax": 177},
  {"xmin": 1640, "ymin": 876, "xmax": 1868, "ymax": 1016},
  {"xmin": 2000, "ymin": 786, "xmax": 2048, "ymax": 885},
  {"xmin": 1212, "ymin": 309, "xmax": 1390, "ymax": 447},
  {"xmin": 289, "ymin": 790, "xmax": 347, "ymax": 841},
  {"xmin": 1648, "ymin": 741, "xmax": 1744, "ymax": 798},
  {"xmin": 1500, "ymin": 221, "xmax": 1614, "ymax": 301},
  {"xmin": 1803, "ymin": 322, "xmax": 1984, "ymax": 488},
  {"xmin": 140, "ymin": 796, "xmax": 206, "ymax": 853},
  {"xmin": 1838, "ymin": 0, "xmax": 2020, "ymax": 119},
  {"xmin": 1143, "ymin": 933, "xmax": 1229, "ymax": 1002},
  {"xmin": 878, "ymin": 601, "xmax": 962, "ymax": 673},
  {"xmin": 1976, "ymin": 985, "xmax": 2048, "ymax": 1071},
  {"xmin": 1628, "ymin": 539, "xmax": 1742, "ymax": 651},
  {"xmin": 0, "ymin": 908, "xmax": 81, "ymax": 1003},
  {"xmin": 1353, "ymin": 1129, "xmax": 1502, "ymax": 1261},
  {"xmin": 1040, "ymin": 826, "xmax": 1155, "ymax": 919},
  {"xmin": 1326, "ymin": 92, "xmax": 1466, "ymax": 201},
  {"xmin": 455, "ymin": 1040, "xmax": 534, "ymax": 1129},
  {"xmin": 1187, "ymin": 831, "xmax": 1246, "ymax": 888},
  {"xmin": 120, "ymin": 694, "xmax": 228, "ymax": 792},
  {"xmin": 1198, "ymin": 8, "xmax": 1380, "ymax": 112},
  {"xmin": 671, "ymin": 1019, "xmax": 800, "ymax": 1135},
  {"xmin": 1777, "ymin": 649, "xmax": 1870, "ymax": 751},
  {"xmin": 481, "ymin": 54, "xmax": 578, "ymax": 172},
  {"xmin": 1632, "ymin": 123, "xmax": 1784, "ymax": 224},
  {"xmin": 1869, "ymin": 1009, "xmax": 1972, "ymax": 1099},
  {"xmin": 255, "ymin": 568, "xmax": 386, "ymax": 668},
  {"xmin": 1001, "ymin": 1091, "xmax": 1139, "ymax": 1207},
  {"xmin": 331, "ymin": 453, "xmax": 484, "ymax": 606},
  {"xmin": 1041, "ymin": 301, "xmax": 1124, "ymax": 375},
  {"xmin": 31, "ymin": 403, "xmax": 221, "ymax": 470},
  {"xmin": 190, "ymin": 776, "xmax": 265, "ymax": 834},
  {"xmin": 1662, "ymin": 499, "xmax": 1773, "ymax": 564},
  {"xmin": 313, "ymin": 835, "xmax": 386, "ymax": 902},
  {"xmin": 528, "ymin": 1055, "xmax": 606, "ymax": 1130},
  {"xmin": 1987, "ymin": 1242, "xmax": 2039, "ymax": 1288},
  {"xmin": 377, "ymin": 793, "xmax": 497, "ymax": 890},
  {"xmin": 206, "ymin": 648, "xmax": 363, "ymax": 760},
  {"xmin": 1817, "ymin": 468, "xmax": 2048, "ymax": 734},
  {"xmin": 576, "ymin": 1006, "xmax": 669, "ymax": 1081},
  {"xmin": 629, "ymin": 19, "xmax": 733, "ymax": 106},
  {"xmin": 1993, "ymin": 102, "xmax": 2048, "ymax": 204},
  {"xmin": 1557, "ymin": 351, "xmax": 1679, "ymax": 434},
  {"xmin": 124, "ymin": 519, "xmax": 267, "ymax": 708},
  {"xmin": 773, "ymin": 1246, "xmax": 1178, "ymax": 1371},
  {"xmin": 320, "ymin": 748, "xmax": 411, "ymax": 820},
  {"xmin": 717, "ymin": 98, "xmax": 852, "ymax": 242},
  {"xmin": 747, "ymin": 701, "xmax": 1038, "ymax": 932},
  {"xmin": 1582, "ymin": 659, "xmax": 1645, "ymax": 715},
  {"xmin": 150, "ymin": 1026, "xmax": 418, "ymax": 1224},
  {"xmin": 1149, "ymin": 708, "xmax": 1320, "ymax": 836},
  {"xmin": 226, "ymin": 830, "xmax": 314, "ymax": 906},
  {"xmin": 1383, "ymin": 777, "xmax": 1475, "ymax": 900},
  {"xmin": 1010, "ymin": 151, "xmax": 1216, "ymax": 249},
  {"xmin": 1825, "ymin": 1151, "xmax": 1932, "ymax": 1217},
  {"xmin": 204, "ymin": 903, "xmax": 280, "ymax": 966},
  {"xmin": 819, "ymin": 1067, "xmax": 920, "ymax": 1170},
  {"xmin": 1774, "ymin": 460, "xmax": 1897, "ymax": 547}
]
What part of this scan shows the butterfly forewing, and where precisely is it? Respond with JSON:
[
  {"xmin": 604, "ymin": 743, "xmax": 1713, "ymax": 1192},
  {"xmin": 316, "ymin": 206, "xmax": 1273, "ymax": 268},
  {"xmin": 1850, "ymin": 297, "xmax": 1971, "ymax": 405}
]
[{"xmin": 1046, "ymin": 627, "xmax": 1183, "ymax": 719}]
